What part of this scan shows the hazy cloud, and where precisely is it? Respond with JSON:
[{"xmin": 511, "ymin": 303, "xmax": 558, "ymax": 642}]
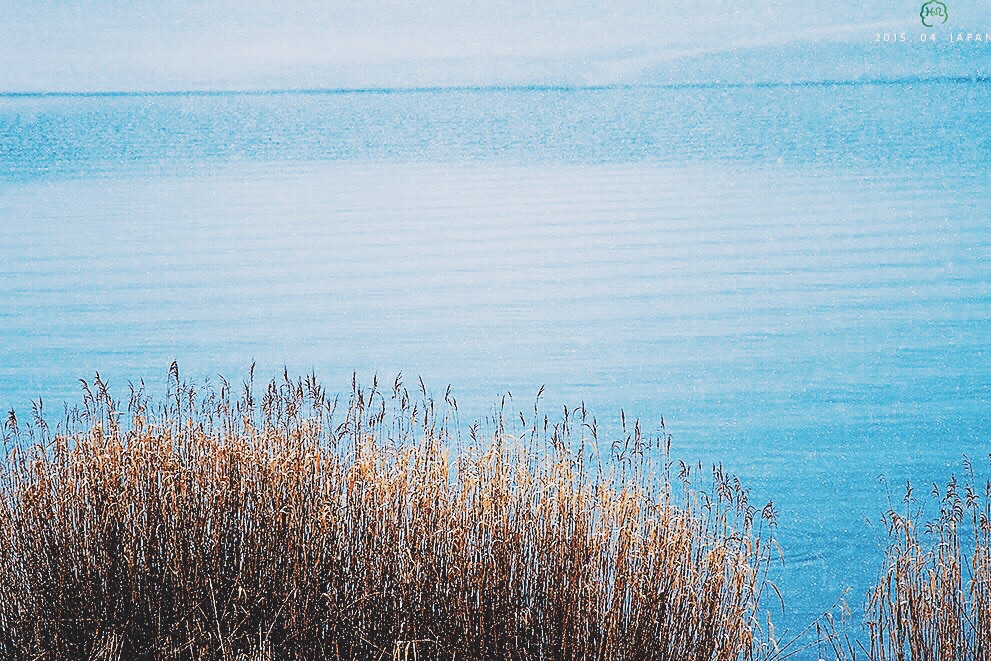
[{"xmin": 1, "ymin": 0, "xmax": 987, "ymax": 91}]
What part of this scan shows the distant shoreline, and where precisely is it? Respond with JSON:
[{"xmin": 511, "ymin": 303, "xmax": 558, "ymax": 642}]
[{"xmin": 2, "ymin": 73, "xmax": 988, "ymax": 100}]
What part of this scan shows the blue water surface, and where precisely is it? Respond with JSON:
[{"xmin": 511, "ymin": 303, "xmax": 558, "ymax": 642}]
[{"xmin": 1, "ymin": 81, "xmax": 990, "ymax": 648}]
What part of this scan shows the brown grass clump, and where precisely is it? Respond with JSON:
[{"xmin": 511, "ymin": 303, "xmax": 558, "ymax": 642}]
[
  {"xmin": 0, "ymin": 367, "xmax": 777, "ymax": 660},
  {"xmin": 820, "ymin": 461, "xmax": 991, "ymax": 661}
]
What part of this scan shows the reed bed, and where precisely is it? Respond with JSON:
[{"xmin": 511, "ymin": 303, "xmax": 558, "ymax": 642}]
[
  {"xmin": 0, "ymin": 367, "xmax": 778, "ymax": 660},
  {"xmin": 820, "ymin": 463, "xmax": 991, "ymax": 661}
]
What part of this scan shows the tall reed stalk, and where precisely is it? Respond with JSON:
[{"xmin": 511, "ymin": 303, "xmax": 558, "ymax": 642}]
[{"xmin": 0, "ymin": 367, "xmax": 777, "ymax": 660}]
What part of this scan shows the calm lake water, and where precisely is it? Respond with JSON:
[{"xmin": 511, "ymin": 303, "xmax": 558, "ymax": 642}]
[{"xmin": 1, "ymin": 81, "xmax": 990, "ymax": 643}]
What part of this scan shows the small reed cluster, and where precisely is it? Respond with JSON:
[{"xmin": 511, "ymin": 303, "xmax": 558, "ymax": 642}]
[
  {"xmin": 820, "ymin": 461, "xmax": 991, "ymax": 661},
  {"xmin": 0, "ymin": 367, "xmax": 777, "ymax": 660}
]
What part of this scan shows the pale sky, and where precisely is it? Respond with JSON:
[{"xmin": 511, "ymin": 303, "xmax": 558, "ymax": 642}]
[{"xmin": 0, "ymin": 1, "xmax": 987, "ymax": 92}]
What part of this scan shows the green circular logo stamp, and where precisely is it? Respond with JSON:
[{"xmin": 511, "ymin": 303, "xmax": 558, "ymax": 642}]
[{"xmin": 921, "ymin": 0, "xmax": 948, "ymax": 26}]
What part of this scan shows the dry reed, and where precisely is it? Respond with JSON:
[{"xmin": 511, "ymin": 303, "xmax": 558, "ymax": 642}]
[
  {"xmin": 0, "ymin": 366, "xmax": 778, "ymax": 660},
  {"xmin": 820, "ymin": 461, "xmax": 991, "ymax": 661}
]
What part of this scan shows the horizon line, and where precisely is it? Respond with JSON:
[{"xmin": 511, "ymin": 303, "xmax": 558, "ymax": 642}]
[{"xmin": 1, "ymin": 74, "xmax": 988, "ymax": 99}]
